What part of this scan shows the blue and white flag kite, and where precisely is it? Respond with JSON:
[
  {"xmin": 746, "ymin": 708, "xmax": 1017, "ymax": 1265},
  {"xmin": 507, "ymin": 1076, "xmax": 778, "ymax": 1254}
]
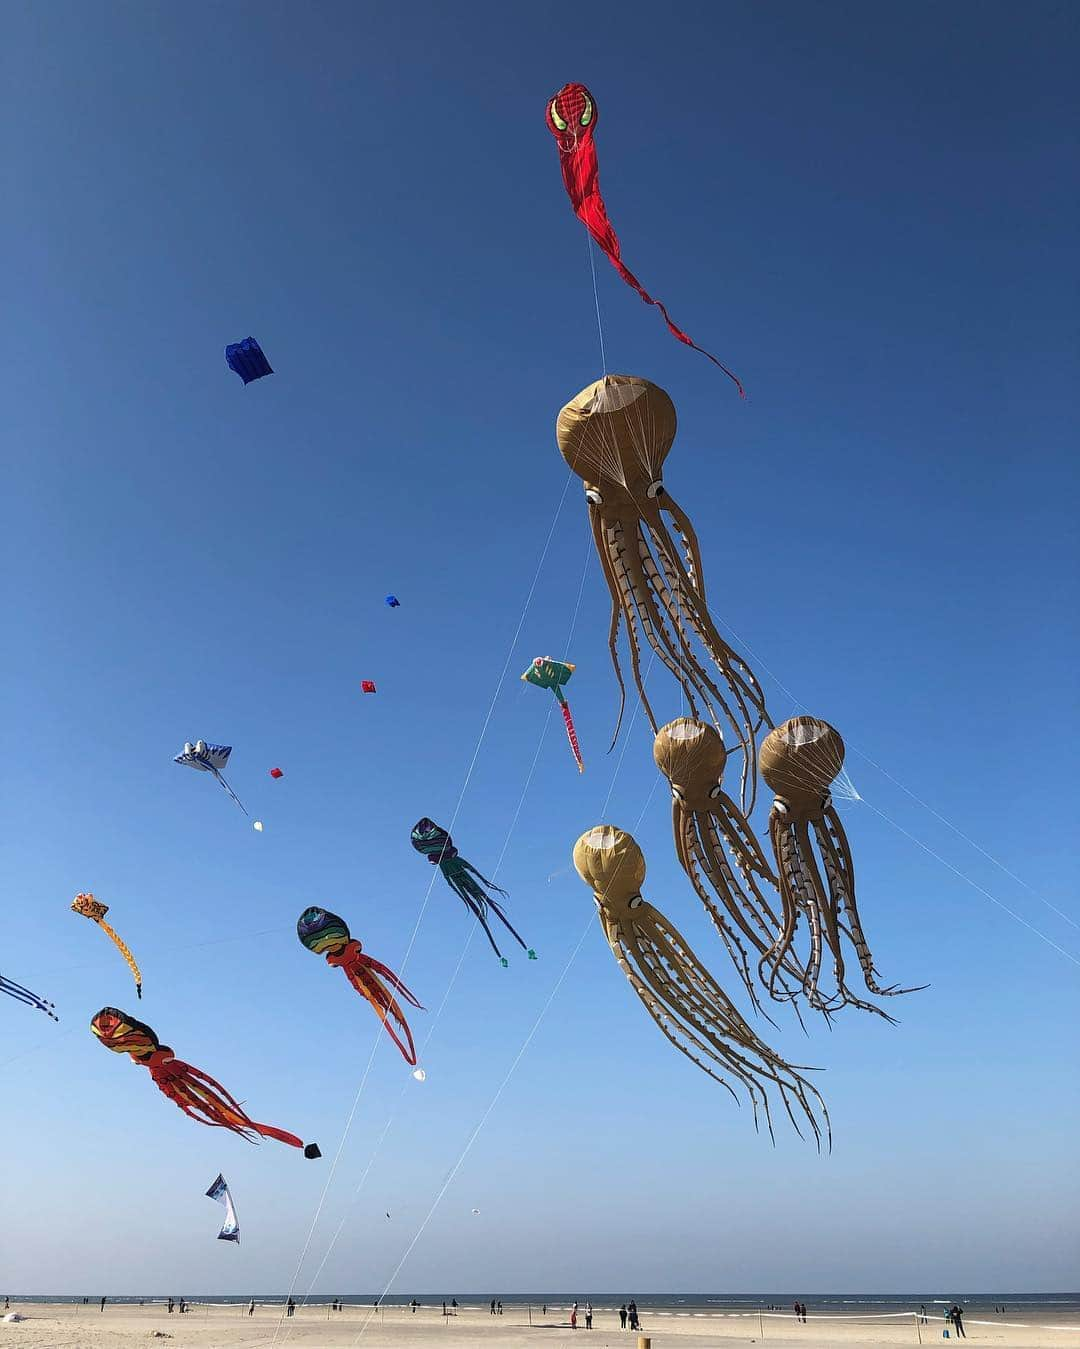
[
  {"xmin": 205, "ymin": 1174, "xmax": 240, "ymax": 1244},
  {"xmin": 174, "ymin": 741, "xmax": 248, "ymax": 815}
]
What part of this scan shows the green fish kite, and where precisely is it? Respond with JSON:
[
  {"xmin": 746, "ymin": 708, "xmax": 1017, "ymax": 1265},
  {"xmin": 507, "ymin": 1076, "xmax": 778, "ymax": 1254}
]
[{"xmin": 522, "ymin": 657, "xmax": 584, "ymax": 773}]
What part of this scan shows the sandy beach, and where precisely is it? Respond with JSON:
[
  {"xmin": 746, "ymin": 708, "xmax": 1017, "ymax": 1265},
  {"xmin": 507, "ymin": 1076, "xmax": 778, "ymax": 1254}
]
[{"xmin": 3, "ymin": 1301, "xmax": 1079, "ymax": 1349}]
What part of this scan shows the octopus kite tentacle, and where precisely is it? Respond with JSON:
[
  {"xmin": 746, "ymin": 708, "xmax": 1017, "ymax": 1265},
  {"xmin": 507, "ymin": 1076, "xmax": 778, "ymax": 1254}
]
[
  {"xmin": 653, "ymin": 718, "xmax": 810, "ymax": 1019},
  {"xmin": 759, "ymin": 717, "xmax": 923, "ymax": 1019},
  {"xmin": 298, "ymin": 907, "xmax": 423, "ymax": 1066},
  {"xmin": 557, "ymin": 376, "xmax": 772, "ymax": 810},
  {"xmin": 91, "ymin": 1007, "xmax": 320, "ymax": 1155},
  {"xmin": 574, "ymin": 826, "xmax": 829, "ymax": 1147}
]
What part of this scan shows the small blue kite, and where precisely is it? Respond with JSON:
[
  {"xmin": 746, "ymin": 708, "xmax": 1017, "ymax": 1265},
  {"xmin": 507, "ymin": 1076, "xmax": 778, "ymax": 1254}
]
[
  {"xmin": 385, "ymin": 595, "xmax": 400, "ymax": 608},
  {"xmin": 225, "ymin": 337, "xmax": 273, "ymax": 385}
]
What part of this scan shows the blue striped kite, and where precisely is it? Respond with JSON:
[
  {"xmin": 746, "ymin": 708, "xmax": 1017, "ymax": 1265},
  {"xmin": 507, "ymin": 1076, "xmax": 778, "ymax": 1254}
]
[{"xmin": 174, "ymin": 740, "xmax": 248, "ymax": 815}]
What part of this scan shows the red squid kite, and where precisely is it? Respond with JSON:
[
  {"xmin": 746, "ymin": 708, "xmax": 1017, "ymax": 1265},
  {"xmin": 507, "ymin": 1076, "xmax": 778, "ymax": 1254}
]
[{"xmin": 545, "ymin": 82, "xmax": 744, "ymax": 398}]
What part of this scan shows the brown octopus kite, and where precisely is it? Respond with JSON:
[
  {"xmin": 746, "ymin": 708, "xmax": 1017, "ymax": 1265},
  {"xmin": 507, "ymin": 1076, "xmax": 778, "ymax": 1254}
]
[
  {"xmin": 759, "ymin": 716, "xmax": 918, "ymax": 1018},
  {"xmin": 556, "ymin": 375, "xmax": 769, "ymax": 808},
  {"xmin": 573, "ymin": 824, "xmax": 828, "ymax": 1145},
  {"xmin": 652, "ymin": 716, "xmax": 809, "ymax": 1016}
]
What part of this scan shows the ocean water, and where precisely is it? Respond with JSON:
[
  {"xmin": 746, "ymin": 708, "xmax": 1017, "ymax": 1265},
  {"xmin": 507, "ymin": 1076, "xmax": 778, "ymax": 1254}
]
[{"xmin": 14, "ymin": 1292, "xmax": 1080, "ymax": 1318}]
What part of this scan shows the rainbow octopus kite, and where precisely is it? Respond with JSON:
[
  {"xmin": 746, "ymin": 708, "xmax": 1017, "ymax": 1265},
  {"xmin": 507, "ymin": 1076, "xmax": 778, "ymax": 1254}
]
[
  {"xmin": 91, "ymin": 1007, "xmax": 320, "ymax": 1156},
  {"xmin": 297, "ymin": 907, "xmax": 423, "ymax": 1066},
  {"xmin": 410, "ymin": 819, "xmax": 535, "ymax": 966},
  {"xmin": 522, "ymin": 656, "xmax": 584, "ymax": 773},
  {"xmin": 71, "ymin": 893, "xmax": 143, "ymax": 998},
  {"xmin": 546, "ymin": 81, "xmax": 744, "ymax": 397},
  {"xmin": 1, "ymin": 973, "xmax": 57, "ymax": 1020}
]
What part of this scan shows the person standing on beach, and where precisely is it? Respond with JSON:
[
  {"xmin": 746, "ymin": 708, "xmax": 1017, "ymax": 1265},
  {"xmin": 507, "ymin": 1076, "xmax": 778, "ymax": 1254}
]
[
  {"xmin": 619, "ymin": 1304, "xmax": 627, "ymax": 1329},
  {"xmin": 100, "ymin": 1297, "xmax": 106, "ymax": 1312},
  {"xmin": 248, "ymin": 1300, "xmax": 255, "ymax": 1316},
  {"xmin": 490, "ymin": 1299, "xmax": 496, "ymax": 1316},
  {"xmin": 497, "ymin": 1300, "xmax": 503, "ymax": 1315},
  {"xmin": 629, "ymin": 1299, "xmax": 639, "ymax": 1331},
  {"xmin": 950, "ymin": 1305, "xmax": 966, "ymax": 1338},
  {"xmin": 570, "ymin": 1302, "xmax": 578, "ymax": 1329},
  {"xmin": 585, "ymin": 1301, "xmax": 593, "ymax": 1329},
  {"xmin": 286, "ymin": 1297, "xmax": 296, "ymax": 1318}
]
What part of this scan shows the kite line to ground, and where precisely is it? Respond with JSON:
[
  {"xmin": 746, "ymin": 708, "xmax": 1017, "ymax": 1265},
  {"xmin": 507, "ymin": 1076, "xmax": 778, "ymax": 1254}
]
[
  {"xmin": 275, "ymin": 530, "xmax": 596, "ymax": 1339},
  {"xmin": 269, "ymin": 470, "xmax": 587, "ymax": 1345},
  {"xmin": 347, "ymin": 762, "xmax": 663, "ymax": 1345},
  {"xmin": 707, "ymin": 609, "xmax": 1079, "ymax": 964}
]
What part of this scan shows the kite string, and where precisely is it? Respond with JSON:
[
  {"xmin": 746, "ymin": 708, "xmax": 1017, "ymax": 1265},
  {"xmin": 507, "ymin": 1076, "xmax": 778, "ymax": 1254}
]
[
  {"xmin": 586, "ymin": 233, "xmax": 607, "ymax": 374},
  {"xmin": 271, "ymin": 472, "xmax": 581, "ymax": 1344},
  {"xmin": 351, "ymin": 774, "xmax": 661, "ymax": 1346},
  {"xmin": 279, "ymin": 529, "xmax": 597, "ymax": 1333},
  {"xmin": 849, "ymin": 748, "xmax": 1078, "ymax": 933},
  {"xmin": 348, "ymin": 649, "xmax": 660, "ymax": 1342},
  {"xmin": 704, "ymin": 609, "xmax": 1078, "ymax": 958},
  {"xmin": 858, "ymin": 797, "xmax": 1080, "ymax": 969}
]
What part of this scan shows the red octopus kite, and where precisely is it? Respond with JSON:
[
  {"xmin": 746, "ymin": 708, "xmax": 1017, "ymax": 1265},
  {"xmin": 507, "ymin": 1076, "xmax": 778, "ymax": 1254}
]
[{"xmin": 545, "ymin": 82, "xmax": 745, "ymax": 398}]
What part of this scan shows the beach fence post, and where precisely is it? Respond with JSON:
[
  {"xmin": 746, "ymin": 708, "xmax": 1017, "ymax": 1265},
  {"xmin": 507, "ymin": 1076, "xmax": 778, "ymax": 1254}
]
[
  {"xmin": 637, "ymin": 1338, "xmax": 651, "ymax": 1349},
  {"xmin": 914, "ymin": 1311, "xmax": 923, "ymax": 1343}
]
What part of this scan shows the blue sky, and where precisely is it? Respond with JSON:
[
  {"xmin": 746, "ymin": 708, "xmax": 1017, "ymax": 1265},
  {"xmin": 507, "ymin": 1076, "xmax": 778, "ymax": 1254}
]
[{"xmin": 2, "ymin": 0, "xmax": 1077, "ymax": 1297}]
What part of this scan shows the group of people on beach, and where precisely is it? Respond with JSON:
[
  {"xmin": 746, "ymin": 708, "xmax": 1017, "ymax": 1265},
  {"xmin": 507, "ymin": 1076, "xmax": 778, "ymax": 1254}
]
[
  {"xmin": 792, "ymin": 1301, "xmax": 808, "ymax": 1321},
  {"xmin": 566, "ymin": 1299, "xmax": 639, "ymax": 1330}
]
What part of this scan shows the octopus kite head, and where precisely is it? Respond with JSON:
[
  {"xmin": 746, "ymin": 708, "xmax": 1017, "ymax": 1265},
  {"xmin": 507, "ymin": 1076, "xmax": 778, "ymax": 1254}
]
[
  {"xmin": 546, "ymin": 82, "xmax": 596, "ymax": 152},
  {"xmin": 760, "ymin": 716, "xmax": 845, "ymax": 816},
  {"xmin": 556, "ymin": 375, "xmax": 677, "ymax": 501},
  {"xmin": 297, "ymin": 907, "xmax": 352, "ymax": 956},
  {"xmin": 72, "ymin": 892, "xmax": 109, "ymax": 921},
  {"xmin": 91, "ymin": 1006, "xmax": 161, "ymax": 1060},
  {"xmin": 410, "ymin": 818, "xmax": 457, "ymax": 865},
  {"xmin": 573, "ymin": 825, "xmax": 646, "ymax": 904},
  {"xmin": 653, "ymin": 718, "xmax": 730, "ymax": 812}
]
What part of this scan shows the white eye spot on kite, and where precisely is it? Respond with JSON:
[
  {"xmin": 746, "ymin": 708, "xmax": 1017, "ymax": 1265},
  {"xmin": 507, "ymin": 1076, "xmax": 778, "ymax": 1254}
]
[
  {"xmin": 253, "ymin": 820, "xmax": 264, "ymax": 832},
  {"xmin": 412, "ymin": 1068, "xmax": 426, "ymax": 1082}
]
